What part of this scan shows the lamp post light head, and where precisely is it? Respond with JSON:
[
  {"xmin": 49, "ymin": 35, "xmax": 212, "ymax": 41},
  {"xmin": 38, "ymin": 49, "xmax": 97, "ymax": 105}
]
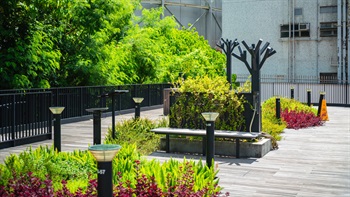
[
  {"xmin": 201, "ymin": 112, "xmax": 219, "ymax": 122},
  {"xmin": 132, "ymin": 97, "xmax": 144, "ymax": 104},
  {"xmin": 49, "ymin": 107, "xmax": 65, "ymax": 114},
  {"xmin": 88, "ymin": 144, "xmax": 121, "ymax": 162}
]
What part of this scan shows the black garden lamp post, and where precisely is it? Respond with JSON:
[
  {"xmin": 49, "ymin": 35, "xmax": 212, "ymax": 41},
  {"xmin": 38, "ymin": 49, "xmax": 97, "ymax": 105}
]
[
  {"xmin": 275, "ymin": 97, "xmax": 281, "ymax": 120},
  {"xmin": 86, "ymin": 107, "xmax": 109, "ymax": 144},
  {"xmin": 99, "ymin": 90, "xmax": 129, "ymax": 139},
  {"xmin": 132, "ymin": 97, "xmax": 144, "ymax": 119},
  {"xmin": 89, "ymin": 144, "xmax": 121, "ymax": 197},
  {"xmin": 307, "ymin": 89, "xmax": 312, "ymax": 106},
  {"xmin": 49, "ymin": 107, "xmax": 65, "ymax": 152},
  {"xmin": 201, "ymin": 112, "xmax": 219, "ymax": 168}
]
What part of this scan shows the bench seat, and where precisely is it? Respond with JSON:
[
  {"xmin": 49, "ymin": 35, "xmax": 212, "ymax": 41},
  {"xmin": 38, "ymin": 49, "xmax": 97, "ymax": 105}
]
[{"xmin": 151, "ymin": 127, "xmax": 262, "ymax": 158}]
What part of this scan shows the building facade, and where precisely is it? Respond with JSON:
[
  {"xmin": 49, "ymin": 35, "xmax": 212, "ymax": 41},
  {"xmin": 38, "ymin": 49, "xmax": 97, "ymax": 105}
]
[{"xmin": 222, "ymin": 0, "xmax": 349, "ymax": 83}]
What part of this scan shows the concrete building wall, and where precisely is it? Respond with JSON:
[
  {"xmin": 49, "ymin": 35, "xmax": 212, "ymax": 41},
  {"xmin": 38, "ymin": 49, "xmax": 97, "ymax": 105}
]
[{"xmin": 222, "ymin": 0, "xmax": 341, "ymax": 82}]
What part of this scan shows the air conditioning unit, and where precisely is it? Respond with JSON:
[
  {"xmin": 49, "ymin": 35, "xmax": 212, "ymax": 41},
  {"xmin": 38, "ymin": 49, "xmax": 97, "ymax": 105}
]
[{"xmin": 299, "ymin": 23, "xmax": 310, "ymax": 30}]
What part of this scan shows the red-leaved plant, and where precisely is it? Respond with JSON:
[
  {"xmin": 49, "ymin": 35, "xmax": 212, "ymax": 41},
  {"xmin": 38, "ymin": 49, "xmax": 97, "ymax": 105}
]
[
  {"xmin": 1, "ymin": 170, "xmax": 230, "ymax": 197},
  {"xmin": 0, "ymin": 172, "xmax": 97, "ymax": 197},
  {"xmin": 281, "ymin": 109, "xmax": 324, "ymax": 129}
]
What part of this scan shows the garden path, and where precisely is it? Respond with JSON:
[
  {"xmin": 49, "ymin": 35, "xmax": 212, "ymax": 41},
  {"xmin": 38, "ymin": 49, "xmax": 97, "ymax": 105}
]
[{"xmin": 0, "ymin": 106, "xmax": 349, "ymax": 196}]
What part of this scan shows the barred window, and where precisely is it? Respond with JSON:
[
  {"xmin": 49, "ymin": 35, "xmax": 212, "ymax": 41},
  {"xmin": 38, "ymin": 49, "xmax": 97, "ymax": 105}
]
[{"xmin": 280, "ymin": 23, "xmax": 310, "ymax": 38}]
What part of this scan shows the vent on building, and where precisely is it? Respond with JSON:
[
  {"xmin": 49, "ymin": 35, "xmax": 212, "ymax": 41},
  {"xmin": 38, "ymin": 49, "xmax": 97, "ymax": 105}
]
[
  {"xmin": 320, "ymin": 22, "xmax": 337, "ymax": 37},
  {"xmin": 280, "ymin": 23, "xmax": 310, "ymax": 38}
]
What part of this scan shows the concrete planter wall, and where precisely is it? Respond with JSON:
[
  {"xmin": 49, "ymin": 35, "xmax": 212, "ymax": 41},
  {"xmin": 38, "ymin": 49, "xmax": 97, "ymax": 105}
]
[{"xmin": 160, "ymin": 137, "xmax": 271, "ymax": 158}]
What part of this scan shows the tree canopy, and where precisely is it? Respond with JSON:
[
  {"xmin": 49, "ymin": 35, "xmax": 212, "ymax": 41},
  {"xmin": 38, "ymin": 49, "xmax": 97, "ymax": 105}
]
[{"xmin": 0, "ymin": 0, "xmax": 225, "ymax": 89}]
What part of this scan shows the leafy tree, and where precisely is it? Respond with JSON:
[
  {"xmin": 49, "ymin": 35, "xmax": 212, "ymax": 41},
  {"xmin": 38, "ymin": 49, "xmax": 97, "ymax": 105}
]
[
  {"xmin": 0, "ymin": 1, "xmax": 226, "ymax": 89},
  {"xmin": 0, "ymin": 0, "xmax": 62, "ymax": 89}
]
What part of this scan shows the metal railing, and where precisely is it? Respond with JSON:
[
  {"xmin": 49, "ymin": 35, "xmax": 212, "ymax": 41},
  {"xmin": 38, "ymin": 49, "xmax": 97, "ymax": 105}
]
[
  {"xmin": 258, "ymin": 82, "xmax": 349, "ymax": 106},
  {"xmin": 1, "ymin": 82, "xmax": 347, "ymax": 149},
  {"xmin": 0, "ymin": 92, "xmax": 52, "ymax": 149},
  {"xmin": 0, "ymin": 84, "xmax": 172, "ymax": 149}
]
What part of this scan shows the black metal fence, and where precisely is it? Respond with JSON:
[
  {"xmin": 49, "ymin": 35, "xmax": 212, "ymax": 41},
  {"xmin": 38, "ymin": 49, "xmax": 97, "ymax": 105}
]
[
  {"xmin": 0, "ymin": 84, "xmax": 172, "ymax": 149},
  {"xmin": 0, "ymin": 92, "xmax": 52, "ymax": 149}
]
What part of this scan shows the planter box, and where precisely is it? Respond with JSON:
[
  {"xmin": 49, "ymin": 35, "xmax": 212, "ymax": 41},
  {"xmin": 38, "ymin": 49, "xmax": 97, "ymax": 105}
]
[{"xmin": 160, "ymin": 137, "xmax": 271, "ymax": 158}]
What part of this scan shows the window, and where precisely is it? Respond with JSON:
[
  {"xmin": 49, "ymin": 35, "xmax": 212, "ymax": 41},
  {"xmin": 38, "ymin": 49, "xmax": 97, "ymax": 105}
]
[
  {"xmin": 320, "ymin": 22, "xmax": 337, "ymax": 37},
  {"xmin": 294, "ymin": 8, "xmax": 302, "ymax": 16},
  {"xmin": 280, "ymin": 23, "xmax": 310, "ymax": 38},
  {"xmin": 320, "ymin": 73, "xmax": 337, "ymax": 84},
  {"xmin": 320, "ymin": 6, "xmax": 337, "ymax": 14}
]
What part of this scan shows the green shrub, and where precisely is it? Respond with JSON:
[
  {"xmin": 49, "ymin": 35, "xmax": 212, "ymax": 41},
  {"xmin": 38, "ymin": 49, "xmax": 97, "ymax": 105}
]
[
  {"xmin": 169, "ymin": 76, "xmax": 246, "ymax": 131},
  {"xmin": 0, "ymin": 144, "xmax": 222, "ymax": 195},
  {"xmin": 261, "ymin": 97, "xmax": 320, "ymax": 140},
  {"xmin": 0, "ymin": 146, "xmax": 96, "ymax": 191},
  {"xmin": 104, "ymin": 118, "xmax": 168, "ymax": 155}
]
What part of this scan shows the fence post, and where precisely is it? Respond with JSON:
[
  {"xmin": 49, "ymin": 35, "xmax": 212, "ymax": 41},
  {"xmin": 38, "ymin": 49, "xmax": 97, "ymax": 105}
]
[
  {"xmin": 11, "ymin": 95, "xmax": 16, "ymax": 146},
  {"xmin": 307, "ymin": 89, "xmax": 311, "ymax": 106},
  {"xmin": 276, "ymin": 97, "xmax": 281, "ymax": 120}
]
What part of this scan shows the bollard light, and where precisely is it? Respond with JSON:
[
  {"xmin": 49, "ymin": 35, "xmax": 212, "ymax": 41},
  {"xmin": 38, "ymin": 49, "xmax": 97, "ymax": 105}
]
[
  {"xmin": 201, "ymin": 112, "xmax": 219, "ymax": 168},
  {"xmin": 307, "ymin": 89, "xmax": 312, "ymax": 106},
  {"xmin": 132, "ymin": 97, "xmax": 144, "ymax": 119},
  {"xmin": 290, "ymin": 87, "xmax": 294, "ymax": 99},
  {"xmin": 275, "ymin": 97, "xmax": 281, "ymax": 120},
  {"xmin": 49, "ymin": 107, "xmax": 65, "ymax": 152},
  {"xmin": 89, "ymin": 144, "xmax": 121, "ymax": 197},
  {"xmin": 86, "ymin": 107, "xmax": 109, "ymax": 145}
]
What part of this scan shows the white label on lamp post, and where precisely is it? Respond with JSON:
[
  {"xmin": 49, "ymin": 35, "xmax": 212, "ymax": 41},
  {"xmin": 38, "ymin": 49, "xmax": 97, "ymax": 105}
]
[
  {"xmin": 98, "ymin": 169, "xmax": 106, "ymax": 174},
  {"xmin": 206, "ymin": 123, "xmax": 212, "ymax": 126}
]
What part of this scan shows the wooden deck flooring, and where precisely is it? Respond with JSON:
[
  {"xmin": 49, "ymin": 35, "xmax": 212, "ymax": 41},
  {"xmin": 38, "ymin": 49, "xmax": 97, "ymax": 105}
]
[{"xmin": 1, "ymin": 106, "xmax": 349, "ymax": 196}]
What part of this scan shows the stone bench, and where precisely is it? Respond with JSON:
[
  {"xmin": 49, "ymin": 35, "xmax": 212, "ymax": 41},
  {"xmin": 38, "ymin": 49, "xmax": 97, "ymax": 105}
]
[{"xmin": 151, "ymin": 127, "xmax": 262, "ymax": 158}]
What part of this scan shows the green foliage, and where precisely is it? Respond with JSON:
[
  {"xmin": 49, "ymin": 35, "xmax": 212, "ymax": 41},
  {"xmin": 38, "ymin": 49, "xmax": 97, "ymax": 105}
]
[
  {"xmin": 0, "ymin": 2, "xmax": 225, "ymax": 89},
  {"xmin": 236, "ymin": 75, "xmax": 252, "ymax": 93},
  {"xmin": 169, "ymin": 76, "xmax": 246, "ymax": 131},
  {"xmin": 104, "ymin": 118, "xmax": 168, "ymax": 155},
  {"xmin": 261, "ymin": 97, "xmax": 319, "ymax": 140},
  {"xmin": 0, "ymin": 143, "xmax": 221, "ymax": 195},
  {"xmin": 0, "ymin": 146, "xmax": 96, "ymax": 191}
]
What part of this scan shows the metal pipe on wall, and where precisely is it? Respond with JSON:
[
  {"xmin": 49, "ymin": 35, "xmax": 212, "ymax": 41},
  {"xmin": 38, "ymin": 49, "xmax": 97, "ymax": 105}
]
[
  {"xmin": 206, "ymin": 0, "xmax": 213, "ymax": 47},
  {"xmin": 342, "ymin": 0, "xmax": 347, "ymax": 83},
  {"xmin": 288, "ymin": 0, "xmax": 291, "ymax": 82},
  {"xmin": 292, "ymin": 0, "xmax": 295, "ymax": 82},
  {"xmin": 161, "ymin": 0, "xmax": 165, "ymax": 18},
  {"xmin": 337, "ymin": 0, "xmax": 342, "ymax": 82},
  {"xmin": 348, "ymin": 2, "xmax": 350, "ymax": 84},
  {"xmin": 316, "ymin": 0, "xmax": 320, "ymax": 80}
]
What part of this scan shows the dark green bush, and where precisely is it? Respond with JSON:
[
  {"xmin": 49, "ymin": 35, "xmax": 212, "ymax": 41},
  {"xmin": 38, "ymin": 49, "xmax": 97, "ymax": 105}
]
[{"xmin": 169, "ymin": 76, "xmax": 246, "ymax": 131}]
